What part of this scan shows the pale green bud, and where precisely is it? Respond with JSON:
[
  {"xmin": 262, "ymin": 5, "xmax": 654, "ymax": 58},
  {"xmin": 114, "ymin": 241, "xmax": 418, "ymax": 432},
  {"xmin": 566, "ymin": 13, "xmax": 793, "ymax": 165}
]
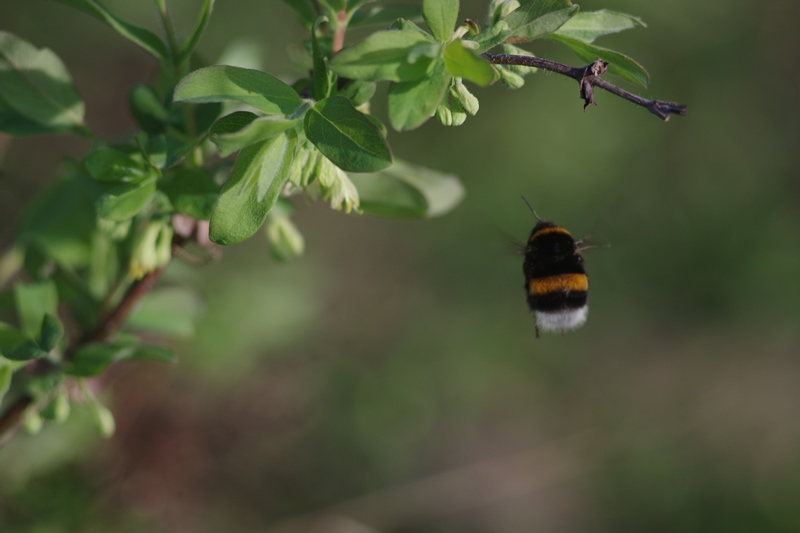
[
  {"xmin": 497, "ymin": 66, "xmax": 526, "ymax": 89},
  {"xmin": 22, "ymin": 409, "xmax": 43, "ymax": 435},
  {"xmin": 266, "ymin": 215, "xmax": 305, "ymax": 261},
  {"xmin": 436, "ymin": 95, "xmax": 467, "ymax": 126},
  {"xmin": 130, "ymin": 219, "xmax": 172, "ymax": 279},
  {"xmin": 452, "ymin": 79, "xmax": 480, "ymax": 116}
]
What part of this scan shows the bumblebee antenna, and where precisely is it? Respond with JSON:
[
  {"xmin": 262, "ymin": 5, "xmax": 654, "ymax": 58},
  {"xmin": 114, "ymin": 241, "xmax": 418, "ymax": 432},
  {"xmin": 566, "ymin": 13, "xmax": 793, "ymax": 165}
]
[{"xmin": 520, "ymin": 196, "xmax": 543, "ymax": 221}]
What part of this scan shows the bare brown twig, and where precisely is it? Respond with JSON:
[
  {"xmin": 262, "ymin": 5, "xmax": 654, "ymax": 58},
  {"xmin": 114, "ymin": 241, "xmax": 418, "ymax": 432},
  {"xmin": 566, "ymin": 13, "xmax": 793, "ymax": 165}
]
[{"xmin": 483, "ymin": 54, "xmax": 687, "ymax": 121}]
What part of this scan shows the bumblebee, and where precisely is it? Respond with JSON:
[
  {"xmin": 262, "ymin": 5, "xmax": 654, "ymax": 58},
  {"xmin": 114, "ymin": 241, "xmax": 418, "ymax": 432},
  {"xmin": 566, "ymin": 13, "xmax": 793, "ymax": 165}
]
[{"xmin": 521, "ymin": 197, "xmax": 588, "ymax": 336}]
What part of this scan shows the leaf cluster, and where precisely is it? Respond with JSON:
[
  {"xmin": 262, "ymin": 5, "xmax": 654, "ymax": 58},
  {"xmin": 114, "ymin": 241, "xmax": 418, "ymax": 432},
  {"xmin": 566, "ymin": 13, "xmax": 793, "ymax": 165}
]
[{"xmin": 0, "ymin": 0, "xmax": 655, "ymax": 443}]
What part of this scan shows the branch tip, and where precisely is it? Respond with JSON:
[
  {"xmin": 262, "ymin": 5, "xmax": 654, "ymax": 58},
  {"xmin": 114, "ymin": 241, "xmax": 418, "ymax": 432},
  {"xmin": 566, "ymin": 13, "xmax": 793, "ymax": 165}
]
[{"xmin": 483, "ymin": 53, "xmax": 685, "ymax": 121}]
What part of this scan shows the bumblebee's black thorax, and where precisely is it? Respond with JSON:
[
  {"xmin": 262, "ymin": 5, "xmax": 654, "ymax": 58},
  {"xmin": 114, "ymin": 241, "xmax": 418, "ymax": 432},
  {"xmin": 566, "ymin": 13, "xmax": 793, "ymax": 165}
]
[{"xmin": 524, "ymin": 222, "xmax": 585, "ymax": 278}]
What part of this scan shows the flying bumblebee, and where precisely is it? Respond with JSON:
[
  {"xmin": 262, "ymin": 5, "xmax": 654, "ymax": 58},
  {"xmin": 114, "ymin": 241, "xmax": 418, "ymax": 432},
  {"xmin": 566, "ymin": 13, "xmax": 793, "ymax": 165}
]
[{"xmin": 521, "ymin": 197, "xmax": 588, "ymax": 337}]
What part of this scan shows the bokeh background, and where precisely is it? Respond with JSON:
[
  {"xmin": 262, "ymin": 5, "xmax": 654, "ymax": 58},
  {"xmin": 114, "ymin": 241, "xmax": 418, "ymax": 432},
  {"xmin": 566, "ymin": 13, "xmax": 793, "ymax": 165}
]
[{"xmin": 2, "ymin": 0, "xmax": 800, "ymax": 531}]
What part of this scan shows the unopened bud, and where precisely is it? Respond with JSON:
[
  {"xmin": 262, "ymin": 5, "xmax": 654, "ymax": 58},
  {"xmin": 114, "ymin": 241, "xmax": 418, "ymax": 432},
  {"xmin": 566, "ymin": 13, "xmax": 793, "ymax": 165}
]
[
  {"xmin": 452, "ymin": 80, "xmax": 480, "ymax": 116},
  {"xmin": 436, "ymin": 95, "xmax": 467, "ymax": 126},
  {"xmin": 266, "ymin": 215, "xmax": 305, "ymax": 261}
]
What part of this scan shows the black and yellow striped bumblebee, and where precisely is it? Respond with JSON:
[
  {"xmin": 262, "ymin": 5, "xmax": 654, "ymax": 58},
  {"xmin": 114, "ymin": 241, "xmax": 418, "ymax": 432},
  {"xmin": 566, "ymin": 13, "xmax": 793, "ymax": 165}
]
[{"xmin": 521, "ymin": 197, "xmax": 589, "ymax": 337}]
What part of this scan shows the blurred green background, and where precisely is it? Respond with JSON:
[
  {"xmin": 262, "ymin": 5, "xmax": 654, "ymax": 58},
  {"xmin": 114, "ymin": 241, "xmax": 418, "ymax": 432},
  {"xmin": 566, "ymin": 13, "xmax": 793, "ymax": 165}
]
[{"xmin": 2, "ymin": 0, "xmax": 800, "ymax": 531}]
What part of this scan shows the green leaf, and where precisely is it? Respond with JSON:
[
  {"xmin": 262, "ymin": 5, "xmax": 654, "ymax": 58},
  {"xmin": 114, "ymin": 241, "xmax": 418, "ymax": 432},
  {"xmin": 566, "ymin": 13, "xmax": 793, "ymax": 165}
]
[
  {"xmin": 192, "ymin": 101, "xmax": 223, "ymax": 133},
  {"xmin": 38, "ymin": 313, "xmax": 63, "ymax": 352},
  {"xmin": 4, "ymin": 340, "xmax": 48, "ymax": 361},
  {"xmin": 96, "ymin": 179, "xmax": 156, "ymax": 221},
  {"xmin": 387, "ymin": 59, "xmax": 451, "ymax": 131},
  {"xmin": 311, "ymin": 17, "xmax": 333, "ymax": 101},
  {"xmin": 87, "ymin": 229, "xmax": 119, "ymax": 299},
  {"xmin": 209, "ymin": 110, "xmax": 257, "ymax": 136},
  {"xmin": 349, "ymin": 173, "xmax": 428, "ymax": 216},
  {"xmin": 13, "ymin": 281, "xmax": 58, "ymax": 338},
  {"xmin": 349, "ymin": 5, "xmax": 423, "ymax": 28},
  {"xmin": 0, "ymin": 323, "xmax": 28, "ymax": 351},
  {"xmin": 211, "ymin": 115, "xmax": 300, "ymax": 157},
  {"xmin": 423, "ymin": 0, "xmax": 459, "ymax": 43},
  {"xmin": 337, "ymin": 80, "xmax": 376, "ymax": 107},
  {"xmin": 0, "ymin": 31, "xmax": 86, "ymax": 135},
  {"xmin": 505, "ymin": 0, "xmax": 578, "ymax": 42},
  {"xmin": 399, "ymin": 160, "xmax": 464, "ymax": 216},
  {"xmin": 147, "ymin": 134, "xmax": 196, "ymax": 169},
  {"xmin": 173, "ymin": 66, "xmax": 302, "ymax": 115},
  {"xmin": 251, "ymin": 132, "xmax": 298, "ymax": 202},
  {"xmin": 546, "ymin": 33, "xmax": 650, "ymax": 87},
  {"xmin": 330, "ymin": 30, "xmax": 435, "ymax": 82},
  {"xmin": 469, "ymin": 21, "xmax": 512, "ymax": 52},
  {"xmin": 349, "ymin": 159, "xmax": 464, "ymax": 217},
  {"xmin": 16, "ymin": 171, "xmax": 102, "ymax": 270},
  {"xmin": 162, "ymin": 168, "xmax": 219, "ymax": 220},
  {"xmin": 0, "ymin": 363, "xmax": 11, "ymax": 405},
  {"xmin": 364, "ymin": 114, "xmax": 388, "ymax": 137},
  {"xmin": 25, "ymin": 372, "xmax": 63, "ymax": 399},
  {"xmin": 388, "ymin": 18, "xmax": 432, "ymax": 35},
  {"xmin": 0, "ymin": 322, "xmax": 28, "ymax": 344},
  {"xmin": 0, "ymin": 94, "xmax": 63, "ymax": 136},
  {"xmin": 127, "ymin": 287, "xmax": 202, "ymax": 339},
  {"xmin": 84, "ymin": 146, "xmax": 151, "ymax": 183},
  {"xmin": 68, "ymin": 340, "xmax": 174, "ymax": 377},
  {"xmin": 443, "ymin": 40, "xmax": 497, "ymax": 86},
  {"xmin": 179, "ymin": 0, "xmax": 216, "ymax": 64},
  {"xmin": 209, "ymin": 132, "xmax": 297, "ymax": 245},
  {"xmin": 127, "ymin": 344, "xmax": 176, "ymax": 364},
  {"xmin": 304, "ymin": 96, "xmax": 392, "ymax": 172},
  {"xmin": 48, "ymin": 0, "xmax": 169, "ymax": 63},
  {"xmin": 554, "ymin": 10, "xmax": 645, "ymax": 43},
  {"xmin": 281, "ymin": 0, "xmax": 315, "ymax": 29},
  {"xmin": 129, "ymin": 84, "xmax": 170, "ymax": 134}
]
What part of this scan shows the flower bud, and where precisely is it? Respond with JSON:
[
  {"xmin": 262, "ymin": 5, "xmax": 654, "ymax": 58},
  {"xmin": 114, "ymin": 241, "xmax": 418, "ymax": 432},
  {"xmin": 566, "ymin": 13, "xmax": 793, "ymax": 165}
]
[
  {"xmin": 452, "ymin": 79, "xmax": 480, "ymax": 116},
  {"xmin": 129, "ymin": 219, "xmax": 172, "ymax": 279},
  {"xmin": 266, "ymin": 215, "xmax": 305, "ymax": 261},
  {"xmin": 436, "ymin": 94, "xmax": 467, "ymax": 126}
]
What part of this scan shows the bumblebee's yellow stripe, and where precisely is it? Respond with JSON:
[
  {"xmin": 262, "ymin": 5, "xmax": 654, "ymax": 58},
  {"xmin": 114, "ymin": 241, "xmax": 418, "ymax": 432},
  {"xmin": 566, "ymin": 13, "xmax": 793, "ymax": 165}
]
[
  {"xmin": 530, "ymin": 226, "xmax": 572, "ymax": 241},
  {"xmin": 529, "ymin": 273, "xmax": 588, "ymax": 295}
]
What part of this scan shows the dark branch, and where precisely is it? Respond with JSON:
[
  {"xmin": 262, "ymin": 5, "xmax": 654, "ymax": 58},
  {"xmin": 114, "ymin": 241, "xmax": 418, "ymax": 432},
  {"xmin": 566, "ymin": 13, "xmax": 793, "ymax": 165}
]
[
  {"xmin": 0, "ymin": 397, "xmax": 32, "ymax": 448},
  {"xmin": 72, "ymin": 269, "xmax": 163, "ymax": 353},
  {"xmin": 483, "ymin": 54, "xmax": 687, "ymax": 121}
]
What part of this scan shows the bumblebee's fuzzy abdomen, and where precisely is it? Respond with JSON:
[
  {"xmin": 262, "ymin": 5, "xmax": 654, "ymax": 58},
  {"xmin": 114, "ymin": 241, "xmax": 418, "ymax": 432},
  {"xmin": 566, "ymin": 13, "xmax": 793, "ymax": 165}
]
[{"xmin": 523, "ymin": 220, "xmax": 589, "ymax": 333}]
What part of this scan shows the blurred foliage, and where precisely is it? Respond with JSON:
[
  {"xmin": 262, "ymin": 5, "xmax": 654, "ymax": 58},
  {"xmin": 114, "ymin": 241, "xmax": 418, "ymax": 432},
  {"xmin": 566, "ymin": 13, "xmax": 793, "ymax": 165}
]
[{"xmin": 1, "ymin": 0, "xmax": 800, "ymax": 532}]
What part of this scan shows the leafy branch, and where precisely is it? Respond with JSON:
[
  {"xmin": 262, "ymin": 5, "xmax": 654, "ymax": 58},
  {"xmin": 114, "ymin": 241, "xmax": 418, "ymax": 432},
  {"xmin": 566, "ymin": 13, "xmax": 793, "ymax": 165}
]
[
  {"xmin": 0, "ymin": 265, "xmax": 168, "ymax": 448},
  {"xmin": 0, "ymin": 0, "xmax": 684, "ymax": 448}
]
